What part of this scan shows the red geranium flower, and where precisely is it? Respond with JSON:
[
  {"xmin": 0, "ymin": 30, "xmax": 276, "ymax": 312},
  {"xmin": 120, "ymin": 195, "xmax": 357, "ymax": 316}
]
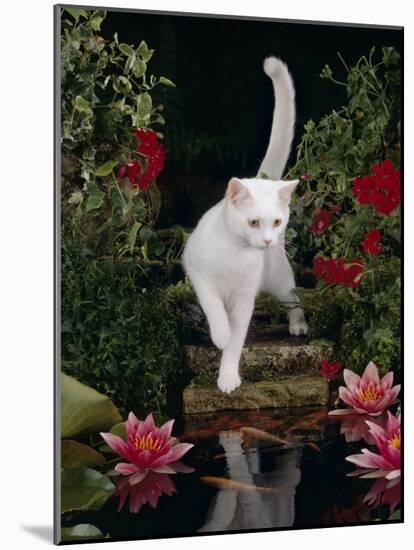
[
  {"xmin": 147, "ymin": 144, "xmax": 166, "ymax": 180},
  {"xmin": 361, "ymin": 229, "xmax": 383, "ymax": 256},
  {"xmin": 320, "ymin": 360, "xmax": 343, "ymax": 380},
  {"xmin": 352, "ymin": 160, "xmax": 400, "ymax": 216},
  {"xmin": 343, "ymin": 259, "xmax": 365, "ymax": 288},
  {"xmin": 135, "ymin": 128, "xmax": 159, "ymax": 156},
  {"xmin": 120, "ymin": 161, "xmax": 142, "ymax": 186},
  {"xmin": 313, "ymin": 256, "xmax": 327, "ymax": 278},
  {"xmin": 311, "ymin": 209, "xmax": 333, "ymax": 235},
  {"xmin": 138, "ymin": 174, "xmax": 151, "ymax": 191},
  {"xmin": 330, "ymin": 205, "xmax": 342, "ymax": 215},
  {"xmin": 313, "ymin": 256, "xmax": 365, "ymax": 288},
  {"xmin": 118, "ymin": 164, "xmax": 127, "ymax": 178},
  {"xmin": 325, "ymin": 258, "xmax": 346, "ymax": 284}
]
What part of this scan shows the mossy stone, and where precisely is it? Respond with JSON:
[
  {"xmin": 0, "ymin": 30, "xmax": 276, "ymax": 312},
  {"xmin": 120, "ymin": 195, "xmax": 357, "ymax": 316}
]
[{"xmin": 183, "ymin": 375, "xmax": 329, "ymax": 414}]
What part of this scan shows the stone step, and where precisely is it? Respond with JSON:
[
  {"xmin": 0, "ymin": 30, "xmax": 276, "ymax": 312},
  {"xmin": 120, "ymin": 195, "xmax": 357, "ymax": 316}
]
[
  {"xmin": 185, "ymin": 338, "xmax": 333, "ymax": 385},
  {"xmin": 183, "ymin": 375, "xmax": 329, "ymax": 414}
]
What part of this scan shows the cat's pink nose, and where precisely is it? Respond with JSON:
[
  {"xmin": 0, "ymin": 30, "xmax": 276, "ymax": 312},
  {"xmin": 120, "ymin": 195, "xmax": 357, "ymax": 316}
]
[{"xmin": 264, "ymin": 239, "xmax": 272, "ymax": 246}]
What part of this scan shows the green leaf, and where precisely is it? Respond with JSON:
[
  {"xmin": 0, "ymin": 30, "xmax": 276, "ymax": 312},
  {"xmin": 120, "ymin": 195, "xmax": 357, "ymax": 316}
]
[
  {"xmin": 127, "ymin": 221, "xmax": 142, "ymax": 253},
  {"xmin": 158, "ymin": 76, "xmax": 176, "ymax": 88},
  {"xmin": 137, "ymin": 40, "xmax": 154, "ymax": 62},
  {"xmin": 62, "ymin": 440, "xmax": 106, "ymax": 469},
  {"xmin": 388, "ymin": 509, "xmax": 401, "ymax": 521},
  {"xmin": 65, "ymin": 8, "xmax": 88, "ymax": 22},
  {"xmin": 109, "ymin": 421, "xmax": 127, "ymax": 440},
  {"xmin": 133, "ymin": 59, "xmax": 147, "ymax": 78},
  {"xmin": 96, "ymin": 160, "xmax": 118, "ymax": 177},
  {"xmin": 112, "ymin": 75, "xmax": 132, "ymax": 94},
  {"xmin": 68, "ymin": 190, "xmax": 83, "ymax": 205},
  {"xmin": 61, "ymin": 468, "xmax": 115, "ymax": 513},
  {"xmin": 61, "ymin": 373, "xmax": 122, "ymax": 438},
  {"xmin": 61, "ymin": 524, "xmax": 104, "ymax": 542},
  {"xmin": 382, "ymin": 47, "xmax": 400, "ymax": 66},
  {"xmin": 139, "ymin": 225, "xmax": 153, "ymax": 242},
  {"xmin": 119, "ymin": 43, "xmax": 134, "ymax": 57},
  {"xmin": 74, "ymin": 95, "xmax": 93, "ymax": 116},
  {"xmin": 85, "ymin": 189, "xmax": 105, "ymax": 211},
  {"xmin": 136, "ymin": 93, "xmax": 152, "ymax": 123},
  {"xmin": 125, "ymin": 54, "xmax": 136, "ymax": 73},
  {"xmin": 89, "ymin": 13, "xmax": 105, "ymax": 31}
]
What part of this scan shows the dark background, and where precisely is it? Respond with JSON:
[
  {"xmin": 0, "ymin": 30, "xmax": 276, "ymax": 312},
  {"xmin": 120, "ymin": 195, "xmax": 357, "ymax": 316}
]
[{"xmin": 101, "ymin": 10, "xmax": 402, "ymax": 227}]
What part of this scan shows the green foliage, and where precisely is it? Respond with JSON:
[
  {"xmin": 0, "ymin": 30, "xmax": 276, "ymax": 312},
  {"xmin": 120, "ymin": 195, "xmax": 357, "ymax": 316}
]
[
  {"xmin": 61, "ymin": 226, "xmax": 193, "ymax": 416},
  {"xmin": 61, "ymin": 467, "xmax": 115, "ymax": 513},
  {"xmin": 61, "ymin": 440, "xmax": 106, "ymax": 469},
  {"xmin": 288, "ymin": 47, "xmax": 401, "ymax": 374},
  {"xmin": 61, "ymin": 524, "xmax": 104, "ymax": 542},
  {"xmin": 61, "ymin": 372, "xmax": 122, "ymax": 438},
  {"xmin": 304, "ymin": 278, "xmax": 400, "ymax": 376},
  {"xmin": 61, "ymin": 8, "xmax": 174, "ymax": 258}
]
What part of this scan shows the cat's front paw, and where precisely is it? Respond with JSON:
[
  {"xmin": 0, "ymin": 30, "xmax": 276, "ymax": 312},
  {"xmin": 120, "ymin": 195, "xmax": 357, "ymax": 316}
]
[
  {"xmin": 289, "ymin": 319, "xmax": 309, "ymax": 336},
  {"xmin": 217, "ymin": 371, "xmax": 241, "ymax": 394}
]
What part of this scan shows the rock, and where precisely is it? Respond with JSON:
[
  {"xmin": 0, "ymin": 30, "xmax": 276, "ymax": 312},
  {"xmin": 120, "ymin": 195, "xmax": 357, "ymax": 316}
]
[
  {"xmin": 185, "ymin": 339, "xmax": 334, "ymax": 385},
  {"xmin": 183, "ymin": 375, "xmax": 329, "ymax": 414}
]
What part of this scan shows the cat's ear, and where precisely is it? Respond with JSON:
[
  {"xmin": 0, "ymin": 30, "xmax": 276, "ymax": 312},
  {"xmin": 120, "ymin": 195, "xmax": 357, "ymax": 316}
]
[
  {"xmin": 227, "ymin": 177, "xmax": 252, "ymax": 205},
  {"xmin": 278, "ymin": 179, "xmax": 299, "ymax": 205}
]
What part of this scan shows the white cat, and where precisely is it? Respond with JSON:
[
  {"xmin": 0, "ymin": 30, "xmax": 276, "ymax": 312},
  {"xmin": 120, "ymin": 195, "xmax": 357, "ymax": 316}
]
[{"xmin": 182, "ymin": 56, "xmax": 308, "ymax": 394}]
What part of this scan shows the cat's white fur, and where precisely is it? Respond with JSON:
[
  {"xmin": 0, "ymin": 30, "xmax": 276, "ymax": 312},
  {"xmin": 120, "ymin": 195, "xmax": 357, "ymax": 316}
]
[{"xmin": 182, "ymin": 56, "xmax": 308, "ymax": 394}]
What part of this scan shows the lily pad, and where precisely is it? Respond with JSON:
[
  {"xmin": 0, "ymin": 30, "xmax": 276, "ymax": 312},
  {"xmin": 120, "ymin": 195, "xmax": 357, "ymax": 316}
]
[
  {"xmin": 61, "ymin": 440, "xmax": 106, "ymax": 469},
  {"xmin": 61, "ymin": 373, "xmax": 122, "ymax": 438},
  {"xmin": 61, "ymin": 524, "xmax": 104, "ymax": 542},
  {"xmin": 61, "ymin": 467, "xmax": 115, "ymax": 513}
]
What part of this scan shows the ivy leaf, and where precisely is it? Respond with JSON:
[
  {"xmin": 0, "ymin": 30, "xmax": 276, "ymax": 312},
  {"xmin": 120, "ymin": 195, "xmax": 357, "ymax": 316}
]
[
  {"xmin": 133, "ymin": 59, "xmax": 147, "ymax": 78},
  {"xmin": 68, "ymin": 190, "xmax": 83, "ymax": 205},
  {"xmin": 89, "ymin": 13, "xmax": 105, "ymax": 31},
  {"xmin": 85, "ymin": 189, "xmax": 105, "ymax": 211},
  {"xmin": 74, "ymin": 95, "xmax": 93, "ymax": 116},
  {"xmin": 158, "ymin": 76, "xmax": 176, "ymax": 88},
  {"xmin": 112, "ymin": 75, "xmax": 132, "ymax": 94},
  {"xmin": 136, "ymin": 93, "xmax": 152, "ymax": 123},
  {"xmin": 96, "ymin": 160, "xmax": 118, "ymax": 177},
  {"xmin": 65, "ymin": 8, "xmax": 88, "ymax": 22},
  {"xmin": 119, "ymin": 43, "xmax": 134, "ymax": 57},
  {"xmin": 125, "ymin": 53, "xmax": 136, "ymax": 73},
  {"xmin": 127, "ymin": 221, "xmax": 142, "ymax": 253},
  {"xmin": 137, "ymin": 40, "xmax": 154, "ymax": 62}
]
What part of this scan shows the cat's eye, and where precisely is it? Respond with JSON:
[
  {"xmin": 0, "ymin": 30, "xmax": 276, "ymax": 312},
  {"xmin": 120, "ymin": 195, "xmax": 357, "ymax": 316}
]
[
  {"xmin": 248, "ymin": 219, "xmax": 260, "ymax": 228},
  {"xmin": 273, "ymin": 219, "xmax": 282, "ymax": 227}
]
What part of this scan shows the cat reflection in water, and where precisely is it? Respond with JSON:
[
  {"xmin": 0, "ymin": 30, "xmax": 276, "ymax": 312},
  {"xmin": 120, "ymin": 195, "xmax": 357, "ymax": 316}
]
[
  {"xmin": 182, "ymin": 57, "xmax": 308, "ymax": 393},
  {"xmin": 198, "ymin": 430, "xmax": 301, "ymax": 532}
]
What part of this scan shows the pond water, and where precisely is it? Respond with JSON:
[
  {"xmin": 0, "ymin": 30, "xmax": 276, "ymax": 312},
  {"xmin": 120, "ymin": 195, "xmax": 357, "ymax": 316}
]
[{"xmin": 62, "ymin": 407, "xmax": 400, "ymax": 542}]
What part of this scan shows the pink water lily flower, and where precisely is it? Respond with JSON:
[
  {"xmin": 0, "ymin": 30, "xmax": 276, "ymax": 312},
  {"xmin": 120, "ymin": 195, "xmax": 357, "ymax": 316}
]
[
  {"xmin": 364, "ymin": 477, "xmax": 401, "ymax": 514},
  {"xmin": 346, "ymin": 411, "xmax": 401, "ymax": 481},
  {"xmin": 100, "ymin": 412, "xmax": 194, "ymax": 485},
  {"xmin": 116, "ymin": 471, "xmax": 177, "ymax": 513},
  {"xmin": 328, "ymin": 361, "xmax": 400, "ymax": 416},
  {"xmin": 337, "ymin": 412, "xmax": 387, "ymax": 445}
]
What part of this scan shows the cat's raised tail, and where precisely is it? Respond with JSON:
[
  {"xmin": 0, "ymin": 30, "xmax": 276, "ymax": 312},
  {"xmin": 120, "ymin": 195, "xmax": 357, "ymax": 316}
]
[{"xmin": 257, "ymin": 56, "xmax": 296, "ymax": 181}]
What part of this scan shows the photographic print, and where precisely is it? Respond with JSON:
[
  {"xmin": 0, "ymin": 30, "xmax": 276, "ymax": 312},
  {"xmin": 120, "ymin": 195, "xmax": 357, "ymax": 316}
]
[{"xmin": 55, "ymin": 4, "xmax": 403, "ymax": 544}]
